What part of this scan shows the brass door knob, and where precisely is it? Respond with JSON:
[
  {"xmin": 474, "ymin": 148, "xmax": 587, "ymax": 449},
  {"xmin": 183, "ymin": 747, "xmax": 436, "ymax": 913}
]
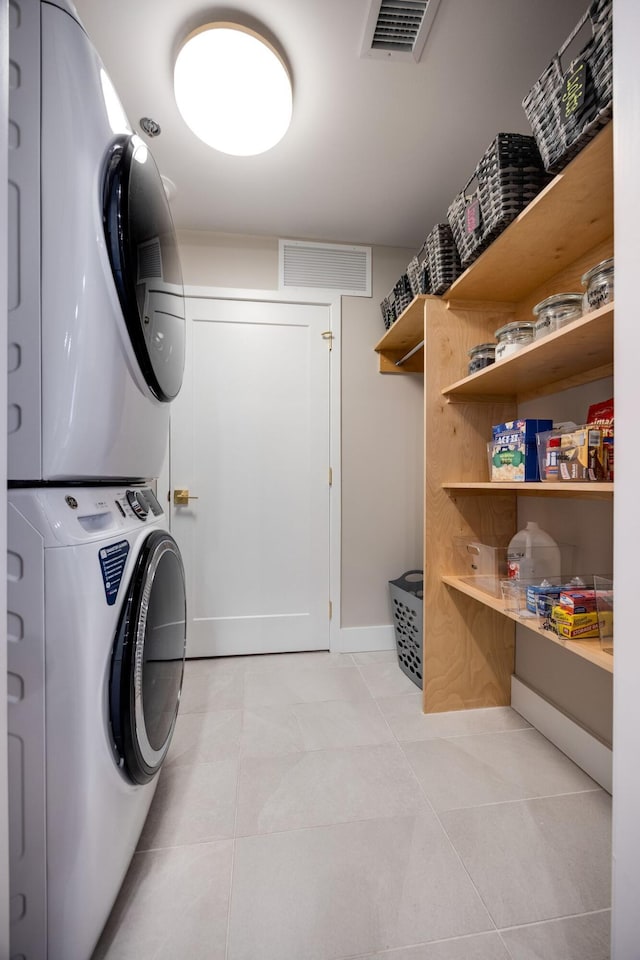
[{"xmin": 173, "ymin": 489, "xmax": 199, "ymax": 506}]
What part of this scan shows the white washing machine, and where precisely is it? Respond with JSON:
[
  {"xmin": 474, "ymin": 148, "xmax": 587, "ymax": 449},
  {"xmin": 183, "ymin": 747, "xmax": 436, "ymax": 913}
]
[
  {"xmin": 8, "ymin": 486, "xmax": 187, "ymax": 960},
  {"xmin": 8, "ymin": 0, "xmax": 185, "ymax": 482}
]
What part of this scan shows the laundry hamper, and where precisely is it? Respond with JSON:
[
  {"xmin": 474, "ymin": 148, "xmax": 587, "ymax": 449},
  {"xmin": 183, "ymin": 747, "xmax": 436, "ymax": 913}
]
[
  {"xmin": 522, "ymin": 0, "xmax": 612, "ymax": 173},
  {"xmin": 388, "ymin": 570, "xmax": 423, "ymax": 689}
]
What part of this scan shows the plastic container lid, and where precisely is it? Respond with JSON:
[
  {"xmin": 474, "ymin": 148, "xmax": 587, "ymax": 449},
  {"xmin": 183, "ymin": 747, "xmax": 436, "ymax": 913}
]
[
  {"xmin": 468, "ymin": 342, "xmax": 496, "ymax": 357},
  {"xmin": 494, "ymin": 320, "xmax": 535, "ymax": 341},
  {"xmin": 581, "ymin": 257, "xmax": 614, "ymax": 288},
  {"xmin": 532, "ymin": 293, "xmax": 583, "ymax": 317}
]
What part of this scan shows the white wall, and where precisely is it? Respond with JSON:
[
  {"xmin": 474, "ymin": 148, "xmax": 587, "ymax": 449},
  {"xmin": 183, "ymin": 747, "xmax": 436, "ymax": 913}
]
[
  {"xmin": 612, "ymin": 0, "xmax": 640, "ymax": 954},
  {"xmin": 176, "ymin": 230, "xmax": 420, "ymax": 630},
  {"xmin": 0, "ymin": 0, "xmax": 10, "ymax": 954}
]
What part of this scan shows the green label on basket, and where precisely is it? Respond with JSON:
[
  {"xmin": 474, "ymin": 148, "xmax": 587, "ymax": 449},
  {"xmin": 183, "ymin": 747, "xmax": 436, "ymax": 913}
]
[
  {"xmin": 465, "ymin": 199, "xmax": 481, "ymax": 234},
  {"xmin": 561, "ymin": 60, "xmax": 587, "ymax": 124}
]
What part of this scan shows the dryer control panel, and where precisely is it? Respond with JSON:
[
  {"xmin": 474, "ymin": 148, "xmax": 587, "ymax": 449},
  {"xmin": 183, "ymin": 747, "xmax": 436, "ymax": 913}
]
[{"xmin": 116, "ymin": 487, "xmax": 163, "ymax": 522}]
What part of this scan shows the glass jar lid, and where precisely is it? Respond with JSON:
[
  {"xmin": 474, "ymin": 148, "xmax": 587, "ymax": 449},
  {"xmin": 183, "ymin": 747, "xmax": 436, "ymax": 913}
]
[
  {"xmin": 581, "ymin": 257, "xmax": 614, "ymax": 287},
  {"xmin": 532, "ymin": 293, "xmax": 583, "ymax": 316},
  {"xmin": 468, "ymin": 342, "xmax": 496, "ymax": 357},
  {"xmin": 494, "ymin": 320, "xmax": 535, "ymax": 341}
]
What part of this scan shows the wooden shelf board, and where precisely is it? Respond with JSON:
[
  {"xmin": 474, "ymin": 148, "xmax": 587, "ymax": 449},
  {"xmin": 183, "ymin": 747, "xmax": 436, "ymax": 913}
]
[
  {"xmin": 442, "ymin": 575, "xmax": 613, "ymax": 673},
  {"xmin": 374, "ymin": 296, "xmax": 428, "ymax": 353},
  {"xmin": 444, "ymin": 124, "xmax": 613, "ymax": 302},
  {"xmin": 442, "ymin": 303, "xmax": 613, "ymax": 399},
  {"xmin": 443, "ymin": 481, "xmax": 613, "ymax": 500}
]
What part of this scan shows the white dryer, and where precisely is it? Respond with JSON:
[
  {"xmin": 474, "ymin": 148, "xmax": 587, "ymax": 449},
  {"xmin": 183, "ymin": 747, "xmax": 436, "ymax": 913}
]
[
  {"xmin": 8, "ymin": 486, "xmax": 187, "ymax": 960},
  {"xmin": 8, "ymin": 0, "xmax": 185, "ymax": 482}
]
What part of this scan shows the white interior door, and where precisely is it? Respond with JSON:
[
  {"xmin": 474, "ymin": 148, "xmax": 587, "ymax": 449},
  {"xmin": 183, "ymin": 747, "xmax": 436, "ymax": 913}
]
[{"xmin": 170, "ymin": 296, "xmax": 331, "ymax": 658}]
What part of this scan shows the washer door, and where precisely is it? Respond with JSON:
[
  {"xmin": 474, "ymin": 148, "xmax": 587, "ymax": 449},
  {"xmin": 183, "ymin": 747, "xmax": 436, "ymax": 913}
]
[
  {"xmin": 110, "ymin": 531, "xmax": 187, "ymax": 784},
  {"xmin": 103, "ymin": 134, "xmax": 185, "ymax": 402}
]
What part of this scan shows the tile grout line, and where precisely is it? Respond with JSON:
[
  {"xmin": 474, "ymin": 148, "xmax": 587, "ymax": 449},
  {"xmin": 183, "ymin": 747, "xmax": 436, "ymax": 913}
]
[
  {"xmin": 389, "ymin": 727, "xmax": 502, "ymax": 938},
  {"xmin": 399, "ymin": 731, "xmax": 611, "ymax": 938},
  {"xmin": 497, "ymin": 905, "xmax": 611, "ymax": 933},
  {"xmin": 419, "ymin": 785, "xmax": 605, "ymax": 815}
]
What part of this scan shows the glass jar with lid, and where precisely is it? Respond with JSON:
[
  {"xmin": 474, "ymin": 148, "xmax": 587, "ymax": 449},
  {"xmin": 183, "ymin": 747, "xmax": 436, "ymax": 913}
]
[
  {"xmin": 581, "ymin": 257, "xmax": 614, "ymax": 312},
  {"xmin": 467, "ymin": 342, "xmax": 496, "ymax": 375},
  {"xmin": 532, "ymin": 292, "xmax": 583, "ymax": 339},
  {"xmin": 494, "ymin": 321, "xmax": 535, "ymax": 360}
]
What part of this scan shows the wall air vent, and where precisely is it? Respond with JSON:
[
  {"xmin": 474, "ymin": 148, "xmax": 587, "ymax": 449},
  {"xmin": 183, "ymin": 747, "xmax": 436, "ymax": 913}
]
[
  {"xmin": 361, "ymin": 0, "xmax": 442, "ymax": 62},
  {"xmin": 279, "ymin": 240, "xmax": 371, "ymax": 296}
]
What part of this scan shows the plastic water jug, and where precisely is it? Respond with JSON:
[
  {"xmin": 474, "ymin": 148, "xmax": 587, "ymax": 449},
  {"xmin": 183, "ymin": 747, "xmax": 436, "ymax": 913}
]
[{"xmin": 507, "ymin": 521, "xmax": 561, "ymax": 581}]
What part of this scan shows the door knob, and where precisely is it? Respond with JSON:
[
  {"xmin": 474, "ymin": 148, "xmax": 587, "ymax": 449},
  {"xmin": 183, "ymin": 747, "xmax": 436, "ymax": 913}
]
[{"xmin": 173, "ymin": 489, "xmax": 199, "ymax": 506}]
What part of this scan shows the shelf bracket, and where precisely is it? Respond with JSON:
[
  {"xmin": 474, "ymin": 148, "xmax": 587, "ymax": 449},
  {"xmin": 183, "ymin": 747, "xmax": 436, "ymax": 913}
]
[{"xmin": 396, "ymin": 339, "xmax": 425, "ymax": 367}]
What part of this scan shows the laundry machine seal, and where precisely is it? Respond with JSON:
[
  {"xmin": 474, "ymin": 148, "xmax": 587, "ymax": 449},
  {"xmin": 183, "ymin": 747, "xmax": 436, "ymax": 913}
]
[
  {"xmin": 109, "ymin": 528, "xmax": 186, "ymax": 784},
  {"xmin": 102, "ymin": 134, "xmax": 186, "ymax": 403}
]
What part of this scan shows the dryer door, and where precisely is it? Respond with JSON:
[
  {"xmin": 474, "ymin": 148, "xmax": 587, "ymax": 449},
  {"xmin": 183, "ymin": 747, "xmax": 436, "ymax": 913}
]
[
  {"xmin": 110, "ymin": 530, "xmax": 187, "ymax": 784},
  {"xmin": 103, "ymin": 134, "xmax": 186, "ymax": 402}
]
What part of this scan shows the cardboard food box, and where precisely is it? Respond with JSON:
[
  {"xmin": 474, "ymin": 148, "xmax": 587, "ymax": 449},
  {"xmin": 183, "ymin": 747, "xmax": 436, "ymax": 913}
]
[
  {"xmin": 557, "ymin": 589, "xmax": 600, "ymax": 614},
  {"xmin": 526, "ymin": 582, "xmax": 562, "ymax": 615},
  {"xmin": 558, "ymin": 427, "xmax": 604, "ymax": 481},
  {"xmin": 555, "ymin": 619, "xmax": 601, "ymax": 640},
  {"xmin": 490, "ymin": 418, "xmax": 553, "ymax": 482},
  {"xmin": 551, "ymin": 607, "xmax": 600, "ymax": 628}
]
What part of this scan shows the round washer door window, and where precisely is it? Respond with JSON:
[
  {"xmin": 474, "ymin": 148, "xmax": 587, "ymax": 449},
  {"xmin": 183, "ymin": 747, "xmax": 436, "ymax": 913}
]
[
  {"xmin": 110, "ymin": 530, "xmax": 187, "ymax": 784},
  {"xmin": 103, "ymin": 134, "xmax": 185, "ymax": 402}
]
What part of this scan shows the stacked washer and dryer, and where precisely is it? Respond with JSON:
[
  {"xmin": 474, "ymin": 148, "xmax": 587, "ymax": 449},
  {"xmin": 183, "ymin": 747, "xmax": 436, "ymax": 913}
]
[{"xmin": 8, "ymin": 2, "xmax": 187, "ymax": 958}]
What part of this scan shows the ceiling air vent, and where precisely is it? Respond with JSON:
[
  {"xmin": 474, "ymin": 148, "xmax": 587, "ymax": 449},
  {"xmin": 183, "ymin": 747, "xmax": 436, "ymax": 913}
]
[
  {"xmin": 361, "ymin": 0, "xmax": 442, "ymax": 62},
  {"xmin": 279, "ymin": 240, "xmax": 371, "ymax": 296}
]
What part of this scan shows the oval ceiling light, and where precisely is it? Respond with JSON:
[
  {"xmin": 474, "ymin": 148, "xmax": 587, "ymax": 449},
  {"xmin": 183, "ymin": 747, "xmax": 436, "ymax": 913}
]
[{"xmin": 174, "ymin": 22, "xmax": 293, "ymax": 157}]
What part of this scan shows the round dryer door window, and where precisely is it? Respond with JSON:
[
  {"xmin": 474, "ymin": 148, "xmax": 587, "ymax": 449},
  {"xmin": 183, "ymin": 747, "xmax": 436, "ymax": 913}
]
[
  {"xmin": 110, "ymin": 530, "xmax": 187, "ymax": 784},
  {"xmin": 103, "ymin": 134, "xmax": 186, "ymax": 402}
]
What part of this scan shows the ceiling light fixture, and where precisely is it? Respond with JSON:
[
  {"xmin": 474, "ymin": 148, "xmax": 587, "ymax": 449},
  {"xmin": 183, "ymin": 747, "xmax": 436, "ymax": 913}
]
[{"xmin": 174, "ymin": 22, "xmax": 293, "ymax": 157}]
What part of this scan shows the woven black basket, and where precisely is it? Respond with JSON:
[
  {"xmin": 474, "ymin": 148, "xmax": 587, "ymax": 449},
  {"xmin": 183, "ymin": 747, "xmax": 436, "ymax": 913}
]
[
  {"xmin": 425, "ymin": 223, "xmax": 462, "ymax": 295},
  {"xmin": 394, "ymin": 273, "xmax": 414, "ymax": 317},
  {"xmin": 407, "ymin": 242, "xmax": 431, "ymax": 297},
  {"xmin": 380, "ymin": 291, "xmax": 397, "ymax": 331},
  {"xmin": 447, "ymin": 133, "xmax": 549, "ymax": 269},
  {"xmin": 522, "ymin": 0, "xmax": 612, "ymax": 174}
]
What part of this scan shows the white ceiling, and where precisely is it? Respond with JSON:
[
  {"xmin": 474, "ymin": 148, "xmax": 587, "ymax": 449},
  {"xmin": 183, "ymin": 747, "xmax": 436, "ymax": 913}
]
[{"xmin": 73, "ymin": 0, "xmax": 587, "ymax": 250}]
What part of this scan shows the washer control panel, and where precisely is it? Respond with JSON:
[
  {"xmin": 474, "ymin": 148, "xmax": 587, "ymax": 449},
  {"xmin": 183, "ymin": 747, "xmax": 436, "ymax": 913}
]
[
  {"xmin": 115, "ymin": 487, "xmax": 163, "ymax": 522},
  {"xmin": 126, "ymin": 489, "xmax": 149, "ymax": 520}
]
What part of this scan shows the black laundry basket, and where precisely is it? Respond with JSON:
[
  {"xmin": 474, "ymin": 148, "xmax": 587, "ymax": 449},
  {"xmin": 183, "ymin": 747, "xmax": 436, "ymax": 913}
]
[{"xmin": 389, "ymin": 570, "xmax": 423, "ymax": 689}]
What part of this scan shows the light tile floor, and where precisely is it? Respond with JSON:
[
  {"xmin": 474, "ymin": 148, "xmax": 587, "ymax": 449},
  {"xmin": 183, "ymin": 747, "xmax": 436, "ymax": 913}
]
[{"xmin": 92, "ymin": 651, "xmax": 611, "ymax": 960}]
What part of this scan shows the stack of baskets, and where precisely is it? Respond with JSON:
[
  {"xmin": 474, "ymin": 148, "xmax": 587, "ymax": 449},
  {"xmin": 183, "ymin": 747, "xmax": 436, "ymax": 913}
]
[{"xmin": 379, "ymin": 0, "xmax": 612, "ymax": 334}]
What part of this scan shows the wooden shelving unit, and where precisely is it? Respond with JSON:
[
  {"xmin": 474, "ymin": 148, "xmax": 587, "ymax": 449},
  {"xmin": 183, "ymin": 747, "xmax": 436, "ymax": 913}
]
[
  {"xmin": 441, "ymin": 303, "xmax": 613, "ymax": 402},
  {"xmin": 442, "ymin": 575, "xmax": 613, "ymax": 674},
  {"xmin": 443, "ymin": 481, "xmax": 613, "ymax": 500},
  {"xmin": 375, "ymin": 124, "xmax": 614, "ymax": 714}
]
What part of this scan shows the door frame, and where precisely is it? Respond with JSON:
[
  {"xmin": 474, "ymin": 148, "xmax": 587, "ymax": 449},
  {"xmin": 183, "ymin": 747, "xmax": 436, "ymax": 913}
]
[{"xmin": 161, "ymin": 284, "xmax": 343, "ymax": 655}]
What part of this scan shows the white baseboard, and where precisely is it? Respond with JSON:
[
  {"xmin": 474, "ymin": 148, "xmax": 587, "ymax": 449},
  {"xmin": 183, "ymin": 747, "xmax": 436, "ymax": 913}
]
[
  {"xmin": 511, "ymin": 675, "xmax": 612, "ymax": 793},
  {"xmin": 331, "ymin": 624, "xmax": 396, "ymax": 654}
]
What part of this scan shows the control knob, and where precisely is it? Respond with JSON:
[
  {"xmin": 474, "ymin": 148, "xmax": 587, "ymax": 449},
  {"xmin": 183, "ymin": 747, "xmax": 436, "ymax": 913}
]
[{"xmin": 126, "ymin": 489, "xmax": 149, "ymax": 520}]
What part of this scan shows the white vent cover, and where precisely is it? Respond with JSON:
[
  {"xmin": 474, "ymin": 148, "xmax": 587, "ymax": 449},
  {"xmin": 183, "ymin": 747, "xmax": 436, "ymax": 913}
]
[
  {"xmin": 361, "ymin": 0, "xmax": 442, "ymax": 62},
  {"xmin": 279, "ymin": 240, "xmax": 371, "ymax": 296}
]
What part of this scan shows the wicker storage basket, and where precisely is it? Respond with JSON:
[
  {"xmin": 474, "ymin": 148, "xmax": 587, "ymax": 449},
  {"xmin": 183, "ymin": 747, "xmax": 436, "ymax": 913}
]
[
  {"xmin": 380, "ymin": 291, "xmax": 396, "ymax": 331},
  {"xmin": 522, "ymin": 0, "xmax": 612, "ymax": 174},
  {"xmin": 425, "ymin": 223, "xmax": 462, "ymax": 295},
  {"xmin": 393, "ymin": 273, "xmax": 413, "ymax": 316},
  {"xmin": 447, "ymin": 133, "xmax": 549, "ymax": 269},
  {"xmin": 407, "ymin": 242, "xmax": 430, "ymax": 297}
]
